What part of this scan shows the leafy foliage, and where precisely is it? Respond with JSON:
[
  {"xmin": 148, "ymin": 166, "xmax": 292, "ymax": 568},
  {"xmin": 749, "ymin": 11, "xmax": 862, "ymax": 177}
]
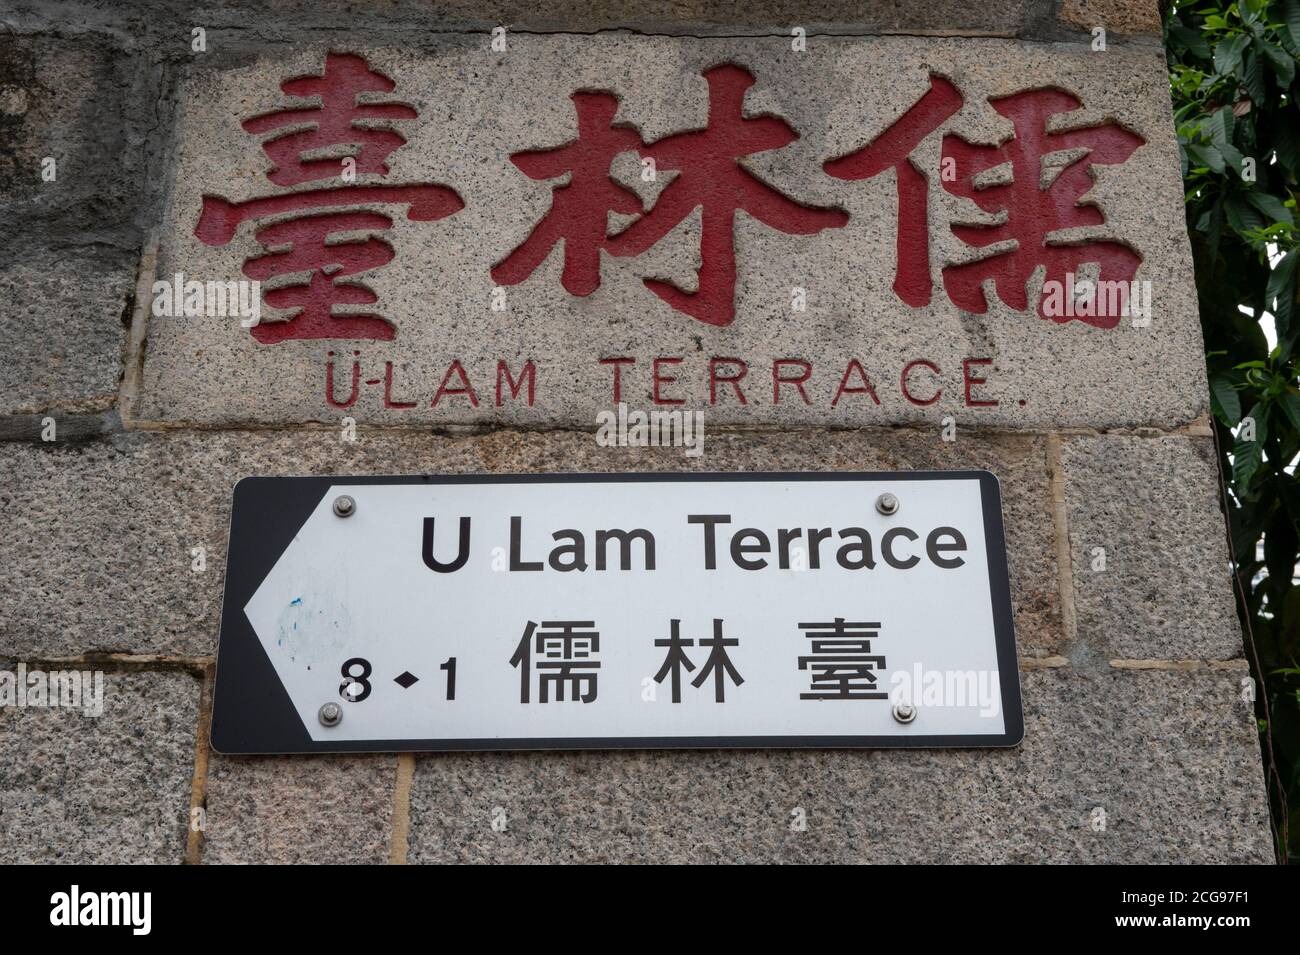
[{"xmin": 1167, "ymin": 0, "xmax": 1300, "ymax": 861}]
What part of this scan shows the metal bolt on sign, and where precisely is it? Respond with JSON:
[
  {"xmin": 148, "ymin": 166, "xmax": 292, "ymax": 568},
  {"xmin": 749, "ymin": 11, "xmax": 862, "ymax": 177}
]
[
  {"xmin": 333, "ymin": 494, "xmax": 356, "ymax": 518},
  {"xmin": 892, "ymin": 702, "xmax": 917, "ymax": 724},
  {"xmin": 318, "ymin": 702, "xmax": 343, "ymax": 727},
  {"xmin": 875, "ymin": 492, "xmax": 899, "ymax": 516}
]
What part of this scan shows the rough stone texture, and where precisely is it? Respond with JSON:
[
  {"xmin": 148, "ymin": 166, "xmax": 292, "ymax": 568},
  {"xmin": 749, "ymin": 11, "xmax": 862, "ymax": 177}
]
[
  {"xmin": 1060, "ymin": 0, "xmax": 1163, "ymax": 36},
  {"xmin": 0, "ymin": 33, "xmax": 150, "ymax": 255},
  {"xmin": 0, "ymin": 409, "xmax": 120, "ymax": 442},
  {"xmin": 0, "ymin": 33, "xmax": 148, "ymax": 415},
  {"xmin": 140, "ymin": 36, "xmax": 1204, "ymax": 431},
  {"xmin": 0, "ymin": 1, "xmax": 1036, "ymax": 41},
  {"xmin": 407, "ymin": 667, "xmax": 1272, "ymax": 863},
  {"xmin": 0, "ymin": 251, "xmax": 132, "ymax": 415},
  {"xmin": 0, "ymin": 427, "xmax": 1061, "ymax": 658},
  {"xmin": 0, "ymin": 670, "xmax": 198, "ymax": 863},
  {"xmin": 1062, "ymin": 435, "xmax": 1244, "ymax": 661},
  {"xmin": 202, "ymin": 753, "xmax": 396, "ymax": 863}
]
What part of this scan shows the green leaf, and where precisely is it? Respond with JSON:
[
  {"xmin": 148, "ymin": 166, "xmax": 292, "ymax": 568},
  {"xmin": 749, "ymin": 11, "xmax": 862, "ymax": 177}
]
[
  {"xmin": 1267, "ymin": 249, "xmax": 1298, "ymax": 337},
  {"xmin": 1246, "ymin": 190, "xmax": 1296, "ymax": 226},
  {"xmin": 1170, "ymin": 21, "xmax": 1212, "ymax": 59},
  {"xmin": 1258, "ymin": 39, "xmax": 1297, "ymax": 86},
  {"xmin": 1284, "ymin": 0, "xmax": 1300, "ymax": 51},
  {"xmin": 1215, "ymin": 33, "xmax": 1251, "ymax": 75},
  {"xmin": 1226, "ymin": 193, "xmax": 1267, "ymax": 233},
  {"xmin": 1242, "ymin": 48, "xmax": 1267, "ymax": 103},
  {"xmin": 1281, "ymin": 391, "xmax": 1300, "ymax": 433},
  {"xmin": 1187, "ymin": 142, "xmax": 1226, "ymax": 173},
  {"xmin": 1207, "ymin": 105, "xmax": 1235, "ymax": 149},
  {"xmin": 1278, "ymin": 8, "xmax": 1300, "ymax": 56},
  {"xmin": 1234, "ymin": 428, "xmax": 1265, "ymax": 488},
  {"xmin": 1206, "ymin": 106, "xmax": 1248, "ymax": 170},
  {"xmin": 1211, "ymin": 373, "xmax": 1244, "ymax": 425}
]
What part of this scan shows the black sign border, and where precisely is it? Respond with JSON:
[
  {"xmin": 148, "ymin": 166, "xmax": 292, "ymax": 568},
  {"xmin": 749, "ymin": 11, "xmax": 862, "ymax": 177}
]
[{"xmin": 211, "ymin": 471, "xmax": 1024, "ymax": 754}]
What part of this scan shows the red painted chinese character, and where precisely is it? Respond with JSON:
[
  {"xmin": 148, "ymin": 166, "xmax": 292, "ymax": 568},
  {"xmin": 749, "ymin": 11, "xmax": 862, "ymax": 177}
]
[
  {"xmin": 824, "ymin": 75, "xmax": 963, "ymax": 308},
  {"xmin": 828, "ymin": 73, "xmax": 1144, "ymax": 327},
  {"xmin": 497, "ymin": 64, "xmax": 847, "ymax": 327},
  {"xmin": 195, "ymin": 52, "xmax": 464, "ymax": 344},
  {"xmin": 492, "ymin": 92, "xmax": 645, "ymax": 296},
  {"xmin": 611, "ymin": 65, "xmax": 848, "ymax": 327},
  {"xmin": 940, "ymin": 88, "xmax": 1143, "ymax": 327}
]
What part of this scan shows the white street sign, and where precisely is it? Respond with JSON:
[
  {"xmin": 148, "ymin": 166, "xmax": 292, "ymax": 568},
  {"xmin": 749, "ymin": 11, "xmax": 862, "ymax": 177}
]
[{"xmin": 211, "ymin": 473, "xmax": 1021, "ymax": 752}]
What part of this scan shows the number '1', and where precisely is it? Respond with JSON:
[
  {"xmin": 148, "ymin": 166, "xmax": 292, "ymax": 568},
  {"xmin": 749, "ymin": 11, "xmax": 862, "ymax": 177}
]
[{"xmin": 441, "ymin": 657, "xmax": 456, "ymax": 701}]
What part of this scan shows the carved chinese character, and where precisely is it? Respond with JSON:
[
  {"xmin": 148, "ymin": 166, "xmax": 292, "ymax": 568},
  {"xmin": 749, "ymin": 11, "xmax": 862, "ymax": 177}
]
[
  {"xmin": 824, "ymin": 75, "xmax": 963, "ymax": 308},
  {"xmin": 827, "ymin": 73, "xmax": 1144, "ymax": 327},
  {"xmin": 492, "ymin": 92, "xmax": 645, "ymax": 296},
  {"xmin": 497, "ymin": 64, "xmax": 847, "ymax": 327},
  {"xmin": 195, "ymin": 52, "xmax": 464, "ymax": 344}
]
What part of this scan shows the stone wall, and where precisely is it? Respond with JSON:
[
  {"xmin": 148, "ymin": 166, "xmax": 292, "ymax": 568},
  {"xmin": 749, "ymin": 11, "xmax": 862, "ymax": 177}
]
[{"xmin": 0, "ymin": 0, "xmax": 1277, "ymax": 863}]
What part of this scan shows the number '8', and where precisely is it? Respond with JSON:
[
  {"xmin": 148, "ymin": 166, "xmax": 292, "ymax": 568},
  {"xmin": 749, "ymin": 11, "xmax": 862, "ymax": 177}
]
[{"xmin": 340, "ymin": 658, "xmax": 372, "ymax": 702}]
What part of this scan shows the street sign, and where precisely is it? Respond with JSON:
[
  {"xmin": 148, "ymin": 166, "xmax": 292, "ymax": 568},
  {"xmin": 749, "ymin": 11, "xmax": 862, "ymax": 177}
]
[{"xmin": 210, "ymin": 472, "xmax": 1022, "ymax": 753}]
